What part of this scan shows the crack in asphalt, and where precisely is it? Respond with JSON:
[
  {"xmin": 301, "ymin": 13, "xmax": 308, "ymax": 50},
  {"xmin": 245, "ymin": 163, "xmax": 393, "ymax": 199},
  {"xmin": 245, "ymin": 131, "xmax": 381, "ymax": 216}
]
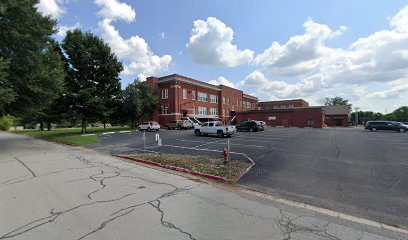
[
  {"xmin": 14, "ymin": 157, "xmax": 36, "ymax": 177},
  {"xmin": 149, "ymin": 200, "xmax": 197, "ymax": 240},
  {"xmin": 0, "ymin": 193, "xmax": 135, "ymax": 239},
  {"xmin": 76, "ymin": 208, "xmax": 136, "ymax": 240},
  {"xmin": 1, "ymin": 151, "xmax": 197, "ymax": 240},
  {"xmin": 77, "ymin": 185, "xmax": 196, "ymax": 240},
  {"xmin": 331, "ymin": 130, "xmax": 340, "ymax": 159},
  {"xmin": 275, "ymin": 209, "xmax": 341, "ymax": 240},
  {"xmin": 87, "ymin": 170, "xmax": 120, "ymax": 200}
]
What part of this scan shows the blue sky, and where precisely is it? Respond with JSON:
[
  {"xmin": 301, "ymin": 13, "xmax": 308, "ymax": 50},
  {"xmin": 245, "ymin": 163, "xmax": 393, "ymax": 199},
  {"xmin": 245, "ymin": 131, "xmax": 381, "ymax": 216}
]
[{"xmin": 37, "ymin": 0, "xmax": 408, "ymax": 113}]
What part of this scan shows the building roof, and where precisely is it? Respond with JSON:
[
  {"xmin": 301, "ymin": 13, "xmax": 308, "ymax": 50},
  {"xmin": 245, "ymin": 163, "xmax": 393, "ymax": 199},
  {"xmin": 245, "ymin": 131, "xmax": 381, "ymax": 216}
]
[
  {"xmin": 152, "ymin": 74, "xmax": 259, "ymax": 100},
  {"xmin": 258, "ymin": 99, "xmax": 307, "ymax": 104},
  {"xmin": 323, "ymin": 105, "xmax": 350, "ymax": 115}
]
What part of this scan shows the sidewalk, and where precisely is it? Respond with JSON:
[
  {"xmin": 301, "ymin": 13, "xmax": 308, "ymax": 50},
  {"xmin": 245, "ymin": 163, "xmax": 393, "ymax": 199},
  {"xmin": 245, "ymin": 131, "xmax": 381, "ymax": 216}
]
[{"xmin": 0, "ymin": 131, "xmax": 406, "ymax": 240}]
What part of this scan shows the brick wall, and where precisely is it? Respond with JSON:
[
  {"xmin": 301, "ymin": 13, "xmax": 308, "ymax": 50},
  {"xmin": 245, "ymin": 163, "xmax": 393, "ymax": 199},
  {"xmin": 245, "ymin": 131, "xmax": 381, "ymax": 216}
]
[{"xmin": 235, "ymin": 107, "xmax": 324, "ymax": 128}]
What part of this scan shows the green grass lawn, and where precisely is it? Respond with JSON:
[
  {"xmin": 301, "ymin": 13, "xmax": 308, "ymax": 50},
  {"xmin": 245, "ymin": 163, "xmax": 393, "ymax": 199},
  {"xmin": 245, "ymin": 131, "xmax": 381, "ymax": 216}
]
[
  {"xmin": 54, "ymin": 135, "xmax": 100, "ymax": 146},
  {"xmin": 18, "ymin": 126, "xmax": 133, "ymax": 146}
]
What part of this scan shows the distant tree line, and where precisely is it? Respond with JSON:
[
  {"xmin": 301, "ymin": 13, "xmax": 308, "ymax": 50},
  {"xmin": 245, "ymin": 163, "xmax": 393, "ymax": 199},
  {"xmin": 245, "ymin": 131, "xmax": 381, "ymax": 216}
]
[
  {"xmin": 0, "ymin": 1, "xmax": 159, "ymax": 132},
  {"xmin": 350, "ymin": 107, "xmax": 408, "ymax": 125},
  {"xmin": 324, "ymin": 97, "xmax": 408, "ymax": 124}
]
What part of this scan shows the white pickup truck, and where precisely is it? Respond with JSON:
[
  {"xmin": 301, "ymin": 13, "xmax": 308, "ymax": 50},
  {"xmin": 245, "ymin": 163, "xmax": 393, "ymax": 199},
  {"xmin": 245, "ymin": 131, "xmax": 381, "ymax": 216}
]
[{"xmin": 194, "ymin": 121, "xmax": 236, "ymax": 138}]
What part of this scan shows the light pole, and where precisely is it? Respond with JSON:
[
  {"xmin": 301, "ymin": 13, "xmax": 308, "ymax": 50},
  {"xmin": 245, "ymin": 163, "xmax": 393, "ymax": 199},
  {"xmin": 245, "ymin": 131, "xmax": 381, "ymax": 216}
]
[{"xmin": 354, "ymin": 107, "xmax": 360, "ymax": 126}]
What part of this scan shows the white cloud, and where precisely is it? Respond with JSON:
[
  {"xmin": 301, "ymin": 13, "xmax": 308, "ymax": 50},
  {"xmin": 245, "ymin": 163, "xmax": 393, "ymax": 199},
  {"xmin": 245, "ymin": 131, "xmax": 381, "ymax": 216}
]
[
  {"xmin": 186, "ymin": 17, "xmax": 254, "ymax": 67},
  {"xmin": 94, "ymin": 0, "xmax": 136, "ymax": 22},
  {"xmin": 208, "ymin": 76, "xmax": 235, "ymax": 88},
  {"xmin": 239, "ymin": 71, "xmax": 324, "ymax": 99},
  {"xmin": 242, "ymin": 6, "xmax": 408, "ymax": 112},
  {"xmin": 254, "ymin": 18, "xmax": 346, "ymax": 76},
  {"xmin": 95, "ymin": 0, "xmax": 172, "ymax": 78},
  {"xmin": 98, "ymin": 19, "xmax": 172, "ymax": 76},
  {"xmin": 160, "ymin": 32, "xmax": 166, "ymax": 39},
  {"xmin": 57, "ymin": 22, "xmax": 81, "ymax": 37},
  {"xmin": 36, "ymin": 0, "xmax": 66, "ymax": 19}
]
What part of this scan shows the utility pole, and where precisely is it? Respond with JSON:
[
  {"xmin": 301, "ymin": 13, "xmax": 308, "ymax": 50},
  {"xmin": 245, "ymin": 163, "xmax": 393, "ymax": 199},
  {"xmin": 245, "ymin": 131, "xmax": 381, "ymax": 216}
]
[{"xmin": 354, "ymin": 107, "xmax": 360, "ymax": 126}]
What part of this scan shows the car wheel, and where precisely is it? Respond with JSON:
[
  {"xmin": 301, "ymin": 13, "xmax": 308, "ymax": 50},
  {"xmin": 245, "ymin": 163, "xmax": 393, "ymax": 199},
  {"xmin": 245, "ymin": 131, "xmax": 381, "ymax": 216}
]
[
  {"xmin": 194, "ymin": 129, "xmax": 201, "ymax": 136},
  {"xmin": 249, "ymin": 127, "xmax": 254, "ymax": 132},
  {"xmin": 138, "ymin": 127, "xmax": 142, "ymax": 131},
  {"xmin": 371, "ymin": 127, "xmax": 377, "ymax": 132},
  {"xmin": 217, "ymin": 131, "xmax": 224, "ymax": 138},
  {"xmin": 399, "ymin": 128, "xmax": 405, "ymax": 133},
  {"xmin": 147, "ymin": 127, "xmax": 151, "ymax": 132}
]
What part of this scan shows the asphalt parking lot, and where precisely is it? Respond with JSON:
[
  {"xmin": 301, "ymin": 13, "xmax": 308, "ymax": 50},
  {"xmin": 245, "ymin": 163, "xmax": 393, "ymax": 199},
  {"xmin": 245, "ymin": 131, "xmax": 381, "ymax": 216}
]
[{"xmin": 87, "ymin": 127, "xmax": 408, "ymax": 228}]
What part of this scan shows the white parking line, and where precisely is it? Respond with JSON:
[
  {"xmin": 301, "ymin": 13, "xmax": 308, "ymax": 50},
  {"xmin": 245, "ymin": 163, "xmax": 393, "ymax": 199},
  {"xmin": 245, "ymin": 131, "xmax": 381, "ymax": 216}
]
[
  {"xmin": 119, "ymin": 130, "xmax": 131, "ymax": 133},
  {"xmin": 81, "ymin": 134, "xmax": 96, "ymax": 136},
  {"xmin": 102, "ymin": 132, "xmax": 115, "ymax": 135},
  {"xmin": 176, "ymin": 139, "xmax": 265, "ymax": 149},
  {"xmin": 195, "ymin": 139, "xmax": 225, "ymax": 148}
]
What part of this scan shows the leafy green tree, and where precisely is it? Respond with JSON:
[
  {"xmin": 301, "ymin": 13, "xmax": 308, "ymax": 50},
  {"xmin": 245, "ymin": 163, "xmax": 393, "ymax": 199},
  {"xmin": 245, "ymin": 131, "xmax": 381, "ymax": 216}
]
[
  {"xmin": 350, "ymin": 111, "xmax": 383, "ymax": 125},
  {"xmin": 0, "ymin": 0, "xmax": 64, "ymax": 118},
  {"xmin": 324, "ymin": 96, "xmax": 352, "ymax": 111},
  {"xmin": 120, "ymin": 80, "xmax": 159, "ymax": 128},
  {"xmin": 0, "ymin": 58, "xmax": 15, "ymax": 115},
  {"xmin": 0, "ymin": 115, "xmax": 13, "ymax": 131},
  {"xmin": 62, "ymin": 29, "xmax": 123, "ymax": 133},
  {"xmin": 381, "ymin": 106, "xmax": 408, "ymax": 122}
]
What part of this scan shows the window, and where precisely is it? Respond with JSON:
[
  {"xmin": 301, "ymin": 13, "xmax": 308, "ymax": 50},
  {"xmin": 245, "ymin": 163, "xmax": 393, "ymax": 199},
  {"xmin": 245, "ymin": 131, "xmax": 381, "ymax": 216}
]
[
  {"xmin": 210, "ymin": 107, "xmax": 218, "ymax": 116},
  {"xmin": 228, "ymin": 97, "xmax": 230, "ymax": 104},
  {"xmin": 223, "ymin": 97, "xmax": 226, "ymax": 104},
  {"xmin": 288, "ymin": 104, "xmax": 294, "ymax": 108},
  {"xmin": 192, "ymin": 106, "xmax": 195, "ymax": 115},
  {"xmin": 161, "ymin": 89, "xmax": 168, "ymax": 99},
  {"xmin": 281, "ymin": 105, "xmax": 286, "ymax": 108},
  {"xmin": 183, "ymin": 89, "xmax": 187, "ymax": 99},
  {"xmin": 161, "ymin": 106, "xmax": 168, "ymax": 114},
  {"xmin": 198, "ymin": 92, "xmax": 208, "ymax": 102},
  {"xmin": 192, "ymin": 90, "xmax": 196, "ymax": 100},
  {"xmin": 198, "ymin": 106, "xmax": 207, "ymax": 115},
  {"xmin": 210, "ymin": 95, "xmax": 218, "ymax": 103},
  {"xmin": 223, "ymin": 109, "xmax": 225, "ymax": 116},
  {"xmin": 232, "ymin": 105, "xmax": 235, "ymax": 111}
]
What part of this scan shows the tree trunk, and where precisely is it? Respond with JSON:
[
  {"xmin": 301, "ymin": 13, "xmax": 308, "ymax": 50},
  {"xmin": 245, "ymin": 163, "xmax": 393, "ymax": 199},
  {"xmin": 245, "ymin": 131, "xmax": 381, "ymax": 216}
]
[
  {"xmin": 47, "ymin": 122, "xmax": 51, "ymax": 131},
  {"xmin": 81, "ymin": 118, "xmax": 86, "ymax": 134},
  {"xmin": 103, "ymin": 122, "xmax": 106, "ymax": 129},
  {"xmin": 39, "ymin": 122, "xmax": 44, "ymax": 131},
  {"xmin": 131, "ymin": 116, "xmax": 134, "ymax": 129}
]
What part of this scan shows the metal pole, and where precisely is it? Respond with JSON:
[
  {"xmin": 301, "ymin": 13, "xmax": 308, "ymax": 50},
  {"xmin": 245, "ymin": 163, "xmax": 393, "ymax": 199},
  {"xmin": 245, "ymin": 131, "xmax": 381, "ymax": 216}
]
[{"xmin": 142, "ymin": 132, "xmax": 146, "ymax": 153}]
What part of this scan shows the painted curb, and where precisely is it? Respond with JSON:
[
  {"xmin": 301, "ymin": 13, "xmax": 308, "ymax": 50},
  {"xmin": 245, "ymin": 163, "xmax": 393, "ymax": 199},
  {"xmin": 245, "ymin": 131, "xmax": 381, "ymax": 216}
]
[{"xmin": 112, "ymin": 154, "xmax": 230, "ymax": 183}]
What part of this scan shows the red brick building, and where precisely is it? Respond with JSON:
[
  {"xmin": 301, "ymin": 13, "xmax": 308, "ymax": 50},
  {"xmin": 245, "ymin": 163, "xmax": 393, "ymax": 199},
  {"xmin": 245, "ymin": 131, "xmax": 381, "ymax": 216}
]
[
  {"xmin": 146, "ymin": 74, "xmax": 258, "ymax": 125},
  {"xmin": 258, "ymin": 99, "xmax": 309, "ymax": 109},
  {"xmin": 323, "ymin": 105, "xmax": 350, "ymax": 127},
  {"xmin": 236, "ymin": 99, "xmax": 350, "ymax": 128},
  {"xmin": 236, "ymin": 107, "xmax": 324, "ymax": 128}
]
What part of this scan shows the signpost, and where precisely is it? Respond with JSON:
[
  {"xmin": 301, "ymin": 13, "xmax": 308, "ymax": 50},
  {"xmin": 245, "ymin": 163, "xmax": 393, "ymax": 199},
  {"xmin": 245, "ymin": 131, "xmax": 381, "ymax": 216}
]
[{"xmin": 142, "ymin": 132, "xmax": 146, "ymax": 153}]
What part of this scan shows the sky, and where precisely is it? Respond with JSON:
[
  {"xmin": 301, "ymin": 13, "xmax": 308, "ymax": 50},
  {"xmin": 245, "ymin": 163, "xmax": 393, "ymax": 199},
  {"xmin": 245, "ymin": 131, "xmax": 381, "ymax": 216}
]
[{"xmin": 36, "ymin": 0, "xmax": 408, "ymax": 113}]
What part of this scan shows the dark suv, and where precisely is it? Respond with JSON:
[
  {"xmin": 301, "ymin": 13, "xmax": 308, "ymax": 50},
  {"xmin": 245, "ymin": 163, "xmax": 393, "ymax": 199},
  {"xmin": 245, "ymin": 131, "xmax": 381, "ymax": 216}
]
[
  {"xmin": 364, "ymin": 121, "xmax": 408, "ymax": 132},
  {"xmin": 236, "ymin": 121, "xmax": 261, "ymax": 132}
]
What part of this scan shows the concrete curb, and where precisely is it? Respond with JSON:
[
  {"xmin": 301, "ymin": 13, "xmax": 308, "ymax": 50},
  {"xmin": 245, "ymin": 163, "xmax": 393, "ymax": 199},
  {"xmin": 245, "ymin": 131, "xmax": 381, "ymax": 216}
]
[{"xmin": 112, "ymin": 154, "xmax": 230, "ymax": 183}]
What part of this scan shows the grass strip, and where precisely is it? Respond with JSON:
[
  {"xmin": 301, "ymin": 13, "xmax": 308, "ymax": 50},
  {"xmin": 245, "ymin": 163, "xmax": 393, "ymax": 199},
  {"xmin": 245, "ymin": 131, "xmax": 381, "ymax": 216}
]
[
  {"xmin": 128, "ymin": 153, "xmax": 251, "ymax": 181},
  {"xmin": 53, "ymin": 135, "xmax": 100, "ymax": 146}
]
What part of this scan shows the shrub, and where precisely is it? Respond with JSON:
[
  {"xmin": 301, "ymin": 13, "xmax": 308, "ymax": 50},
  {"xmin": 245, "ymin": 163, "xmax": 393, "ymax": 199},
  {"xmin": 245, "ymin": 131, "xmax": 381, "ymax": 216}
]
[{"xmin": 0, "ymin": 115, "xmax": 14, "ymax": 131}]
